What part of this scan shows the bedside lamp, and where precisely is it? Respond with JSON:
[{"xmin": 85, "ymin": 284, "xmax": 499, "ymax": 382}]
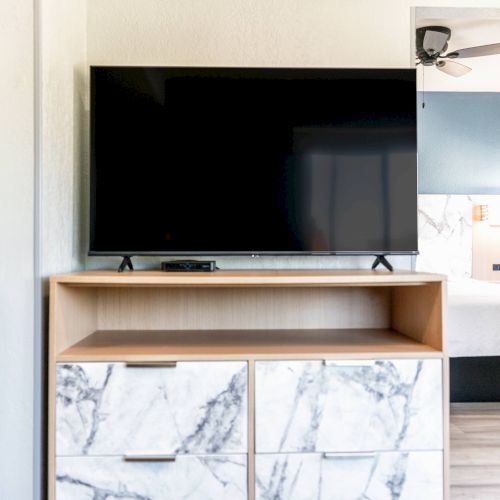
[{"xmin": 479, "ymin": 203, "xmax": 500, "ymax": 226}]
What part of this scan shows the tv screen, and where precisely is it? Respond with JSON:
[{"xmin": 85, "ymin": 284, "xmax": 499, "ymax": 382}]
[{"xmin": 90, "ymin": 67, "xmax": 417, "ymax": 255}]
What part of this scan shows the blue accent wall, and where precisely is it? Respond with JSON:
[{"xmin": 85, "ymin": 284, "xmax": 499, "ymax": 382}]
[{"xmin": 418, "ymin": 92, "xmax": 500, "ymax": 194}]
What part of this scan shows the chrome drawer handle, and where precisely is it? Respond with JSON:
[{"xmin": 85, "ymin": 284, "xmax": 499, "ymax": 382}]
[
  {"xmin": 125, "ymin": 361, "xmax": 177, "ymax": 368},
  {"xmin": 123, "ymin": 454, "xmax": 176, "ymax": 462},
  {"xmin": 323, "ymin": 360, "xmax": 376, "ymax": 367},
  {"xmin": 323, "ymin": 452, "xmax": 375, "ymax": 460}
]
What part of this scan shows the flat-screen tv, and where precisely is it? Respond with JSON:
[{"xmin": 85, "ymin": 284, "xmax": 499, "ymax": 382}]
[{"xmin": 90, "ymin": 67, "xmax": 417, "ymax": 256}]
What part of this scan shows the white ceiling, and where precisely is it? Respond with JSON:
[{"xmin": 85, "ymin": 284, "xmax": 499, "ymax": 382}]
[{"xmin": 416, "ymin": 9, "xmax": 500, "ymax": 92}]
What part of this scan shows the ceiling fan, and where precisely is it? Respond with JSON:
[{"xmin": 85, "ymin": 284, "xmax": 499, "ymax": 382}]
[{"xmin": 416, "ymin": 25, "xmax": 500, "ymax": 77}]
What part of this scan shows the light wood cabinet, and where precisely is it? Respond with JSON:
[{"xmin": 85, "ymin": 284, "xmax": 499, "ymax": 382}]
[{"xmin": 49, "ymin": 270, "xmax": 448, "ymax": 500}]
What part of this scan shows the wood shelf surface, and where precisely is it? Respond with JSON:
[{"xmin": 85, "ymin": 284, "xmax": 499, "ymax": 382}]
[
  {"xmin": 56, "ymin": 328, "xmax": 442, "ymax": 362},
  {"xmin": 51, "ymin": 269, "xmax": 446, "ymax": 287}
]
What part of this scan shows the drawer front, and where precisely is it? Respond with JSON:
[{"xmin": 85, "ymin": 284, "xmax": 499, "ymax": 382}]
[
  {"xmin": 255, "ymin": 452, "xmax": 443, "ymax": 500},
  {"xmin": 56, "ymin": 361, "xmax": 247, "ymax": 455},
  {"xmin": 57, "ymin": 455, "xmax": 247, "ymax": 500},
  {"xmin": 255, "ymin": 359, "xmax": 442, "ymax": 452}
]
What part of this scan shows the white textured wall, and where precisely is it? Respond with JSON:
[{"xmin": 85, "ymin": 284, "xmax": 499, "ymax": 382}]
[
  {"xmin": 88, "ymin": 0, "xmax": 500, "ymax": 68},
  {"xmin": 42, "ymin": 0, "xmax": 87, "ymax": 277},
  {"xmin": 38, "ymin": 1, "xmax": 87, "ymax": 498},
  {"xmin": 39, "ymin": 4, "xmax": 87, "ymax": 499},
  {"xmin": 88, "ymin": 0, "xmax": 415, "ymax": 67},
  {"xmin": 0, "ymin": 0, "xmax": 35, "ymax": 498}
]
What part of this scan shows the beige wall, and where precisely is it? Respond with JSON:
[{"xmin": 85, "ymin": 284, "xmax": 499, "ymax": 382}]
[
  {"xmin": 87, "ymin": 1, "xmax": 500, "ymax": 68},
  {"xmin": 42, "ymin": 0, "xmax": 87, "ymax": 277},
  {"xmin": 88, "ymin": 0, "xmax": 417, "ymax": 67},
  {"xmin": 0, "ymin": 0, "xmax": 35, "ymax": 498},
  {"xmin": 0, "ymin": 1, "xmax": 87, "ymax": 498}
]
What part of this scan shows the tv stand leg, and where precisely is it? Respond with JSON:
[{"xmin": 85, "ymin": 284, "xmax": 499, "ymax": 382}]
[
  {"xmin": 371, "ymin": 255, "xmax": 393, "ymax": 272},
  {"xmin": 118, "ymin": 256, "xmax": 134, "ymax": 273}
]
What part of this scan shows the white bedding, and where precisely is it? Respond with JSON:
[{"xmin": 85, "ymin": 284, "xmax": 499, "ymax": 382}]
[{"xmin": 448, "ymin": 279, "xmax": 500, "ymax": 357}]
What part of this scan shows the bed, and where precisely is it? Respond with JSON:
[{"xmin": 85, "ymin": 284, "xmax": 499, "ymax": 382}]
[
  {"xmin": 417, "ymin": 195, "xmax": 500, "ymax": 401},
  {"xmin": 448, "ymin": 278, "xmax": 500, "ymax": 358}
]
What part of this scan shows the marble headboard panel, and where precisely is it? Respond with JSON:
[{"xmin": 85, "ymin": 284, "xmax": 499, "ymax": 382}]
[{"xmin": 416, "ymin": 195, "xmax": 473, "ymax": 279}]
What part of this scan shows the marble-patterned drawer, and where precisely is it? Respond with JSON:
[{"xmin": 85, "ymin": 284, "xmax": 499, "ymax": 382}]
[
  {"xmin": 56, "ymin": 454, "xmax": 247, "ymax": 500},
  {"xmin": 56, "ymin": 361, "xmax": 247, "ymax": 456},
  {"xmin": 255, "ymin": 359, "xmax": 442, "ymax": 453},
  {"xmin": 255, "ymin": 451, "xmax": 443, "ymax": 500}
]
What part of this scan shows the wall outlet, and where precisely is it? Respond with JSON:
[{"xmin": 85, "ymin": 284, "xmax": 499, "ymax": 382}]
[{"xmin": 493, "ymin": 264, "xmax": 500, "ymax": 271}]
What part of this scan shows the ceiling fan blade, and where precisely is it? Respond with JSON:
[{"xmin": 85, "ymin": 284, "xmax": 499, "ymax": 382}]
[
  {"xmin": 436, "ymin": 60, "xmax": 472, "ymax": 77},
  {"xmin": 423, "ymin": 29, "xmax": 450, "ymax": 55},
  {"xmin": 446, "ymin": 42, "xmax": 500, "ymax": 59}
]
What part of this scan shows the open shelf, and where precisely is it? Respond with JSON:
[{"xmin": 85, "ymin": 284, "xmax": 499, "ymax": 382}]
[
  {"xmin": 50, "ymin": 271, "xmax": 446, "ymax": 360},
  {"xmin": 56, "ymin": 328, "xmax": 442, "ymax": 362}
]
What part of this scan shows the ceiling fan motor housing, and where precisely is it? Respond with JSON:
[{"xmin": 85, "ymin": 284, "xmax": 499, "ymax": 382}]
[{"xmin": 416, "ymin": 26, "xmax": 451, "ymax": 65}]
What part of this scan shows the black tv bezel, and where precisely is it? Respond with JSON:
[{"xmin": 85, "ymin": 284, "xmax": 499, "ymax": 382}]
[{"xmin": 89, "ymin": 65, "xmax": 418, "ymax": 257}]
